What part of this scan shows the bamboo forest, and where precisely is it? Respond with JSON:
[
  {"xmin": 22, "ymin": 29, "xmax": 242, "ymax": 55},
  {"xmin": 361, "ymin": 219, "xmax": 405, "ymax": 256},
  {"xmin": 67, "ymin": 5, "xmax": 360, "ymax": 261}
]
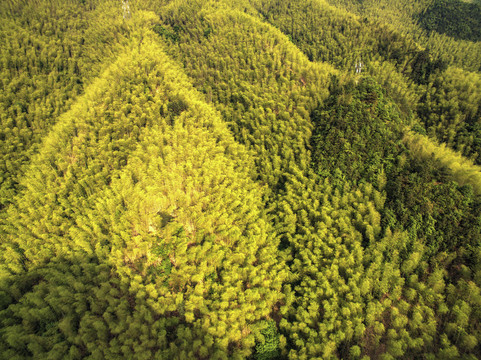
[{"xmin": 2, "ymin": 0, "xmax": 481, "ymax": 359}]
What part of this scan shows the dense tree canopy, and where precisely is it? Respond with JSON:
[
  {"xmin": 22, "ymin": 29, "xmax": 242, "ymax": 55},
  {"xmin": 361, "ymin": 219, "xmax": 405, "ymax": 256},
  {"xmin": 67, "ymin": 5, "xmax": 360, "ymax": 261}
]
[
  {"xmin": 1, "ymin": 0, "xmax": 481, "ymax": 359},
  {"xmin": 418, "ymin": 0, "xmax": 481, "ymax": 42}
]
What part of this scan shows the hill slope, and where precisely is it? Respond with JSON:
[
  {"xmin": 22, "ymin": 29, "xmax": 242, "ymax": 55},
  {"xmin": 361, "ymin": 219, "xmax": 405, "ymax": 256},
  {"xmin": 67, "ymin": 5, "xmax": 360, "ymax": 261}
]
[{"xmin": 1, "ymin": 0, "xmax": 481, "ymax": 359}]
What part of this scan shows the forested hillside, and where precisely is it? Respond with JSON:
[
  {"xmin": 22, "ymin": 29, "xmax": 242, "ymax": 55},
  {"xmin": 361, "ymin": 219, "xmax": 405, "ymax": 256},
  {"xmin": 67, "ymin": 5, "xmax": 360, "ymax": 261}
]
[{"xmin": 1, "ymin": 0, "xmax": 481, "ymax": 359}]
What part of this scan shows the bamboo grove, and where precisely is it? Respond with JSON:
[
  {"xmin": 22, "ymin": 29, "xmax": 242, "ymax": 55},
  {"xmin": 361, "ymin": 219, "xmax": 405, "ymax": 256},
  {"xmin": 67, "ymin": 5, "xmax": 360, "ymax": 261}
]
[{"xmin": 1, "ymin": 0, "xmax": 481, "ymax": 359}]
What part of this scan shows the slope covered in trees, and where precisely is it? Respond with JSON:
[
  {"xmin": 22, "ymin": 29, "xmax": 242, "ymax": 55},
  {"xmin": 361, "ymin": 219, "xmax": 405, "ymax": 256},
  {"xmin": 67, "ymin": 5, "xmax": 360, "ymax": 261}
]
[
  {"xmin": 326, "ymin": 0, "xmax": 481, "ymax": 72},
  {"xmin": 418, "ymin": 0, "xmax": 481, "ymax": 42},
  {"xmin": 1, "ymin": 0, "xmax": 481, "ymax": 359},
  {"xmin": 0, "ymin": 0, "xmax": 133, "ymax": 210},
  {"xmin": 1, "ymin": 12, "xmax": 286, "ymax": 359}
]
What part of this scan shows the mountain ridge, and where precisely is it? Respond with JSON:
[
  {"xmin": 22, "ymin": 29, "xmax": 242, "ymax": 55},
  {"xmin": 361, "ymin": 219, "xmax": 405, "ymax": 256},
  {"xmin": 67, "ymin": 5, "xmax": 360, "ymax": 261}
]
[{"xmin": 1, "ymin": 0, "xmax": 481, "ymax": 359}]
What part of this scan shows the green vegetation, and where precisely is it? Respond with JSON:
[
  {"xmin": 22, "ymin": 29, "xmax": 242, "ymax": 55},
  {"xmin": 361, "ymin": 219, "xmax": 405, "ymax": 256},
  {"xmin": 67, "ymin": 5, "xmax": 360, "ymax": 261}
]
[
  {"xmin": 1, "ymin": 0, "xmax": 481, "ymax": 359},
  {"xmin": 418, "ymin": 0, "xmax": 481, "ymax": 42}
]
